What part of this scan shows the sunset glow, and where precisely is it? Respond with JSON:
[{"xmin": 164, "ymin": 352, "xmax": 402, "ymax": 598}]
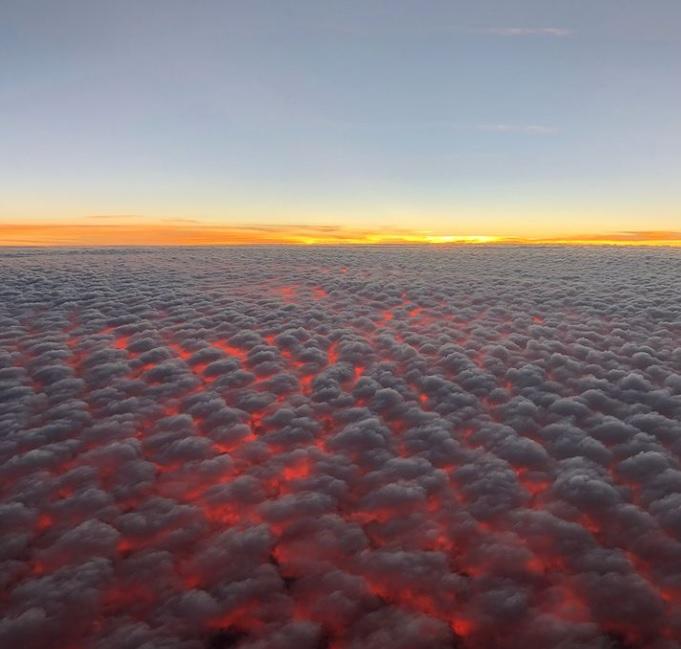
[{"xmin": 2, "ymin": 223, "xmax": 681, "ymax": 247}]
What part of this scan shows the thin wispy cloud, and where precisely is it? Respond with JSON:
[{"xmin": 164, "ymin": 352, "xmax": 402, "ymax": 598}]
[
  {"xmin": 481, "ymin": 27, "xmax": 573, "ymax": 37},
  {"xmin": 86, "ymin": 214, "xmax": 142, "ymax": 220},
  {"xmin": 545, "ymin": 230, "xmax": 681, "ymax": 243},
  {"xmin": 477, "ymin": 124, "xmax": 557, "ymax": 135}
]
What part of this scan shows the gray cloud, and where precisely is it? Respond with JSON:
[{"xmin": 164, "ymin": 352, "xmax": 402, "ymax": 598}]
[{"xmin": 1, "ymin": 246, "xmax": 681, "ymax": 648}]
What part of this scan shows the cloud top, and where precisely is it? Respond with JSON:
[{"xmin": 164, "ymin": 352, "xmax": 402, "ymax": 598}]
[{"xmin": 1, "ymin": 246, "xmax": 681, "ymax": 648}]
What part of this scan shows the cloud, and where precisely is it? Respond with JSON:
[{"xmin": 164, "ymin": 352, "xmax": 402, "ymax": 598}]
[
  {"xmin": 85, "ymin": 214, "xmax": 143, "ymax": 220},
  {"xmin": 477, "ymin": 124, "xmax": 557, "ymax": 135},
  {"xmin": 2, "ymin": 245, "xmax": 681, "ymax": 648},
  {"xmin": 540, "ymin": 231, "xmax": 681, "ymax": 245},
  {"xmin": 480, "ymin": 27, "xmax": 573, "ymax": 38}
]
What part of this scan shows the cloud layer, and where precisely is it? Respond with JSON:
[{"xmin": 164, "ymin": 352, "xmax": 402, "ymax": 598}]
[{"xmin": 1, "ymin": 246, "xmax": 681, "ymax": 649}]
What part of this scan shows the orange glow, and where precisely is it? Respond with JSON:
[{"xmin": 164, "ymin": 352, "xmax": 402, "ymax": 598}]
[
  {"xmin": 451, "ymin": 618, "xmax": 474, "ymax": 637},
  {"xmin": 2, "ymin": 222, "xmax": 681, "ymax": 246}
]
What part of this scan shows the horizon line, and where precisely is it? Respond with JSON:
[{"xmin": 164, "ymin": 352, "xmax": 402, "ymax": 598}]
[{"xmin": 2, "ymin": 223, "xmax": 681, "ymax": 247}]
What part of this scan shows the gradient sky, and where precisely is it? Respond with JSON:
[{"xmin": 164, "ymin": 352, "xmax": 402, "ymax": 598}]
[{"xmin": 2, "ymin": 1, "xmax": 680, "ymax": 244}]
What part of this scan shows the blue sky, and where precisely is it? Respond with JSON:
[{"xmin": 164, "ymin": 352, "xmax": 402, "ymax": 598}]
[{"xmin": 2, "ymin": 1, "xmax": 680, "ymax": 241}]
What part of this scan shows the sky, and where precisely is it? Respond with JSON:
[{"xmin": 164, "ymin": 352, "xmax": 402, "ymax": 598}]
[{"xmin": 1, "ymin": 0, "xmax": 680, "ymax": 245}]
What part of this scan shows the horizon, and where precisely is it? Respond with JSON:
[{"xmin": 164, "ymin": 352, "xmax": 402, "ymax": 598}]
[{"xmin": 2, "ymin": 224, "xmax": 681, "ymax": 247}]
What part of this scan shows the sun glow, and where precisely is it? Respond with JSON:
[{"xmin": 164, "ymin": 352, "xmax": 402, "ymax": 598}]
[{"xmin": 1, "ymin": 222, "xmax": 681, "ymax": 247}]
